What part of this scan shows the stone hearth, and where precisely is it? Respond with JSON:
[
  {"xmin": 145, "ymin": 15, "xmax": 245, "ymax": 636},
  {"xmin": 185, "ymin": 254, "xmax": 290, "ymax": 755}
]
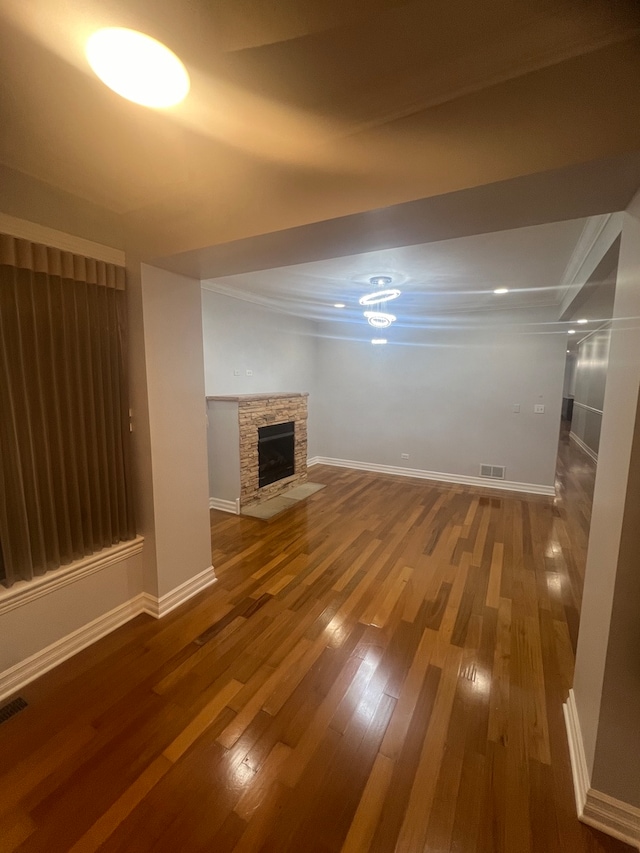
[{"xmin": 206, "ymin": 392, "xmax": 308, "ymax": 509}]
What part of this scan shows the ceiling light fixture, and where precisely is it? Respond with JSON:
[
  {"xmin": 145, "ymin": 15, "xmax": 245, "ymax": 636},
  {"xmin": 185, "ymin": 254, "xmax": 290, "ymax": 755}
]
[
  {"xmin": 359, "ymin": 276, "xmax": 401, "ymax": 306},
  {"xmin": 364, "ymin": 310, "xmax": 396, "ymax": 328},
  {"xmin": 86, "ymin": 28, "xmax": 190, "ymax": 108},
  {"xmin": 493, "ymin": 288, "xmax": 509, "ymax": 294},
  {"xmin": 333, "ymin": 303, "xmax": 346, "ymax": 308},
  {"xmin": 359, "ymin": 289, "xmax": 401, "ymax": 306},
  {"xmin": 568, "ymin": 330, "xmax": 576, "ymax": 335},
  {"xmin": 371, "ymin": 338, "xmax": 387, "ymax": 345},
  {"xmin": 577, "ymin": 318, "xmax": 588, "ymax": 324}
]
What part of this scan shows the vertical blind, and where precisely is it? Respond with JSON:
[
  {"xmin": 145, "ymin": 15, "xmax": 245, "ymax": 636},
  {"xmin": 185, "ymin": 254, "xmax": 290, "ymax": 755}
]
[{"xmin": 0, "ymin": 234, "xmax": 135, "ymax": 587}]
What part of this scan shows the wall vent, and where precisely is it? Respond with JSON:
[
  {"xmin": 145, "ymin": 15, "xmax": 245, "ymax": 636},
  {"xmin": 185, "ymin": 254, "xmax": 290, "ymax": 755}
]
[
  {"xmin": 480, "ymin": 464, "xmax": 506, "ymax": 480},
  {"xmin": 0, "ymin": 696, "xmax": 27, "ymax": 725}
]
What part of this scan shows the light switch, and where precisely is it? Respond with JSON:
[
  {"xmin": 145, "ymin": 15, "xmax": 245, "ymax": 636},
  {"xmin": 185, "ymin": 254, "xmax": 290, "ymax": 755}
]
[
  {"xmin": 534, "ymin": 404, "xmax": 545, "ymax": 414},
  {"xmin": 233, "ymin": 369, "xmax": 241, "ymax": 376},
  {"xmin": 512, "ymin": 404, "xmax": 520, "ymax": 413}
]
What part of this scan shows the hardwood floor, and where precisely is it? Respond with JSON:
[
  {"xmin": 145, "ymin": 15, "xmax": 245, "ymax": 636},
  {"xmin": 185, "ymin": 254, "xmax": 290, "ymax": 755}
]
[{"xmin": 0, "ymin": 428, "xmax": 632, "ymax": 852}]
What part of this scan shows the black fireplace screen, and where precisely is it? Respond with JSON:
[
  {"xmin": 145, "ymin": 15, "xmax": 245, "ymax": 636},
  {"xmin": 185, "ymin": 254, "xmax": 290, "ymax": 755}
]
[{"xmin": 258, "ymin": 421, "xmax": 295, "ymax": 488}]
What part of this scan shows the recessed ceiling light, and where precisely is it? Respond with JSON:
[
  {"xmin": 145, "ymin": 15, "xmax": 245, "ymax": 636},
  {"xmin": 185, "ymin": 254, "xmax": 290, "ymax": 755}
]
[
  {"xmin": 493, "ymin": 288, "xmax": 509, "ymax": 294},
  {"xmin": 567, "ymin": 349, "xmax": 570, "ymax": 353},
  {"xmin": 86, "ymin": 28, "xmax": 190, "ymax": 108},
  {"xmin": 333, "ymin": 303, "xmax": 346, "ymax": 308},
  {"xmin": 371, "ymin": 338, "xmax": 387, "ymax": 345},
  {"xmin": 577, "ymin": 318, "xmax": 588, "ymax": 324},
  {"xmin": 568, "ymin": 330, "xmax": 576, "ymax": 334}
]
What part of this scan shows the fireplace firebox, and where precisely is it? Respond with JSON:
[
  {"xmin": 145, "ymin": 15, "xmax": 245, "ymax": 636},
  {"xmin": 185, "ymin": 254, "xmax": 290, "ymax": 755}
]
[{"xmin": 258, "ymin": 421, "xmax": 295, "ymax": 488}]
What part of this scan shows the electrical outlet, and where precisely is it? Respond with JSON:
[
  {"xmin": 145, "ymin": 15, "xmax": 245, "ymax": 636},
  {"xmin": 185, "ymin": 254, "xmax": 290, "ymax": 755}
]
[
  {"xmin": 534, "ymin": 404, "xmax": 545, "ymax": 414},
  {"xmin": 246, "ymin": 369, "xmax": 253, "ymax": 376},
  {"xmin": 401, "ymin": 453, "xmax": 409, "ymax": 460},
  {"xmin": 512, "ymin": 403, "xmax": 520, "ymax": 413}
]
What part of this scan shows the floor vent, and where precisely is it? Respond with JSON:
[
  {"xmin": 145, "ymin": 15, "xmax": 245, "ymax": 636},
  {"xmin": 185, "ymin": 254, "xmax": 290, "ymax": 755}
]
[
  {"xmin": 480, "ymin": 464, "xmax": 506, "ymax": 480},
  {"xmin": 0, "ymin": 696, "xmax": 28, "ymax": 725}
]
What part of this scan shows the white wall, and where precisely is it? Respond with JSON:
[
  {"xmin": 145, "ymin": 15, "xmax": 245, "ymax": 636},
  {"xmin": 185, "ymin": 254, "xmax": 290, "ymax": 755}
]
[
  {"xmin": 571, "ymin": 326, "xmax": 611, "ymax": 457},
  {"xmin": 573, "ymin": 188, "xmax": 640, "ymax": 807},
  {"xmin": 201, "ymin": 290, "xmax": 319, "ymax": 455},
  {"xmin": 562, "ymin": 353, "xmax": 576, "ymax": 398},
  {"xmin": 313, "ymin": 308, "xmax": 566, "ymax": 489}
]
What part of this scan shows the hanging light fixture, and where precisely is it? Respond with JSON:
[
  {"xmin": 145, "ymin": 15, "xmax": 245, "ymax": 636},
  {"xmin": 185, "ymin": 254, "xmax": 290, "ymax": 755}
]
[
  {"xmin": 357, "ymin": 276, "xmax": 402, "ymax": 341},
  {"xmin": 364, "ymin": 310, "xmax": 396, "ymax": 328},
  {"xmin": 359, "ymin": 277, "xmax": 401, "ymax": 306}
]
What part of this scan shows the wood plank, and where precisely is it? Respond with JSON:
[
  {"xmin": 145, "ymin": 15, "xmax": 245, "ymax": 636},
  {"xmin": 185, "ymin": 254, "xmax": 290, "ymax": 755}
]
[{"xmin": 0, "ymin": 438, "xmax": 632, "ymax": 853}]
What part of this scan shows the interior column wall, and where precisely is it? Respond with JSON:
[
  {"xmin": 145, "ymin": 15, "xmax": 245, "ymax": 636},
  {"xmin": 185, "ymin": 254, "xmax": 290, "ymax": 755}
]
[
  {"xmin": 573, "ymin": 188, "xmax": 640, "ymax": 801},
  {"xmin": 140, "ymin": 265, "xmax": 213, "ymax": 597}
]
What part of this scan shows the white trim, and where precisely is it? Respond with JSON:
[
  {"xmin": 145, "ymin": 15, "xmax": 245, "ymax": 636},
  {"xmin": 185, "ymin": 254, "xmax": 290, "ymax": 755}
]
[
  {"xmin": 558, "ymin": 215, "xmax": 613, "ymax": 303},
  {"xmin": 0, "ymin": 537, "xmax": 144, "ymax": 616},
  {"xmin": 559, "ymin": 213, "xmax": 623, "ymax": 317},
  {"xmin": 569, "ymin": 431, "xmax": 598, "ymax": 463},
  {"xmin": 573, "ymin": 401, "xmax": 604, "ymax": 416},
  {"xmin": 564, "ymin": 690, "xmax": 640, "ymax": 850},
  {"xmin": 307, "ymin": 456, "xmax": 321, "ymax": 467},
  {"xmin": 0, "ymin": 565, "xmax": 217, "ymax": 701},
  {"xmin": 308, "ymin": 456, "xmax": 555, "ymax": 496},
  {"xmin": 140, "ymin": 566, "xmax": 217, "ymax": 619},
  {"xmin": 201, "ymin": 281, "xmax": 308, "ymax": 320},
  {"xmin": 583, "ymin": 790, "xmax": 640, "ymax": 850},
  {"xmin": 209, "ymin": 497, "xmax": 240, "ymax": 515},
  {"xmin": 0, "ymin": 594, "xmax": 147, "ymax": 702},
  {"xmin": 0, "ymin": 213, "xmax": 126, "ymax": 266},
  {"xmin": 563, "ymin": 690, "xmax": 590, "ymax": 816}
]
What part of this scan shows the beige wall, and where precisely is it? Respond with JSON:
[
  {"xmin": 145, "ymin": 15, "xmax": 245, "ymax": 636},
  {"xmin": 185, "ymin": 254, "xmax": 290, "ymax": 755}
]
[
  {"xmin": 0, "ymin": 551, "xmax": 143, "ymax": 678},
  {"xmin": 0, "ymin": 164, "xmax": 124, "ymax": 249},
  {"xmin": 573, "ymin": 188, "xmax": 640, "ymax": 806},
  {"xmin": 140, "ymin": 265, "xmax": 213, "ymax": 597}
]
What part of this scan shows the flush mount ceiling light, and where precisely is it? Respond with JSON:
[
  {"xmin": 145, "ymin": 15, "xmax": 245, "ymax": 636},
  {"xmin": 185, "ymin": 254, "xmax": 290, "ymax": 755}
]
[
  {"xmin": 371, "ymin": 338, "xmax": 387, "ymax": 345},
  {"xmin": 86, "ymin": 28, "xmax": 190, "ymax": 108},
  {"xmin": 493, "ymin": 288, "xmax": 509, "ymax": 294},
  {"xmin": 577, "ymin": 318, "xmax": 588, "ymax": 324},
  {"xmin": 364, "ymin": 310, "xmax": 396, "ymax": 328}
]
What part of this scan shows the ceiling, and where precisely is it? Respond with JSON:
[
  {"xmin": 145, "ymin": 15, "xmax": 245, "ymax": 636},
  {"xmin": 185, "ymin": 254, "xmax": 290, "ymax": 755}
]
[
  {"xmin": 1, "ymin": 0, "xmax": 640, "ymax": 259},
  {"xmin": 203, "ymin": 216, "xmax": 592, "ymax": 323}
]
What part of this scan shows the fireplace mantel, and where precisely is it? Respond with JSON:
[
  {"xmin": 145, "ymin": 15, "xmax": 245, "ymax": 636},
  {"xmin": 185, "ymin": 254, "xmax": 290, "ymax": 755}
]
[
  {"xmin": 207, "ymin": 392, "xmax": 308, "ymax": 403},
  {"xmin": 206, "ymin": 393, "xmax": 309, "ymax": 512}
]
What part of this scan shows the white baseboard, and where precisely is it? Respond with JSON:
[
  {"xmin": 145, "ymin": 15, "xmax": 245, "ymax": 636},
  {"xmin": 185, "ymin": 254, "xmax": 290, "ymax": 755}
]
[
  {"xmin": 564, "ymin": 689, "xmax": 590, "ymax": 816},
  {"xmin": 307, "ymin": 456, "xmax": 321, "ymax": 466},
  {"xmin": 0, "ymin": 566, "xmax": 217, "ymax": 702},
  {"xmin": 308, "ymin": 456, "xmax": 555, "ymax": 497},
  {"xmin": 564, "ymin": 689, "xmax": 640, "ymax": 850},
  {"xmin": 569, "ymin": 431, "xmax": 598, "ymax": 463},
  {"xmin": 209, "ymin": 497, "xmax": 240, "ymax": 514},
  {"xmin": 141, "ymin": 565, "xmax": 217, "ymax": 618},
  {"xmin": 0, "ymin": 595, "xmax": 147, "ymax": 702}
]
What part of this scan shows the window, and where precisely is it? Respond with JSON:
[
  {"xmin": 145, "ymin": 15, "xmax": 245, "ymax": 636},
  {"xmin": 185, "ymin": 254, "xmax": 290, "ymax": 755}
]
[{"xmin": 0, "ymin": 234, "xmax": 135, "ymax": 587}]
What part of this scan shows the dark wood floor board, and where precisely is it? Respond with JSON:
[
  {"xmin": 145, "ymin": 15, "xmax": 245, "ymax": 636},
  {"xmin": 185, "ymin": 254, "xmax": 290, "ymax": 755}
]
[{"xmin": 0, "ymin": 427, "xmax": 634, "ymax": 853}]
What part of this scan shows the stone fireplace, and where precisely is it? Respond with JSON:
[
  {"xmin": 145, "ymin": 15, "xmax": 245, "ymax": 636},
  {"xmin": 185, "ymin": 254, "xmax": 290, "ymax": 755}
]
[{"xmin": 206, "ymin": 392, "xmax": 308, "ymax": 511}]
